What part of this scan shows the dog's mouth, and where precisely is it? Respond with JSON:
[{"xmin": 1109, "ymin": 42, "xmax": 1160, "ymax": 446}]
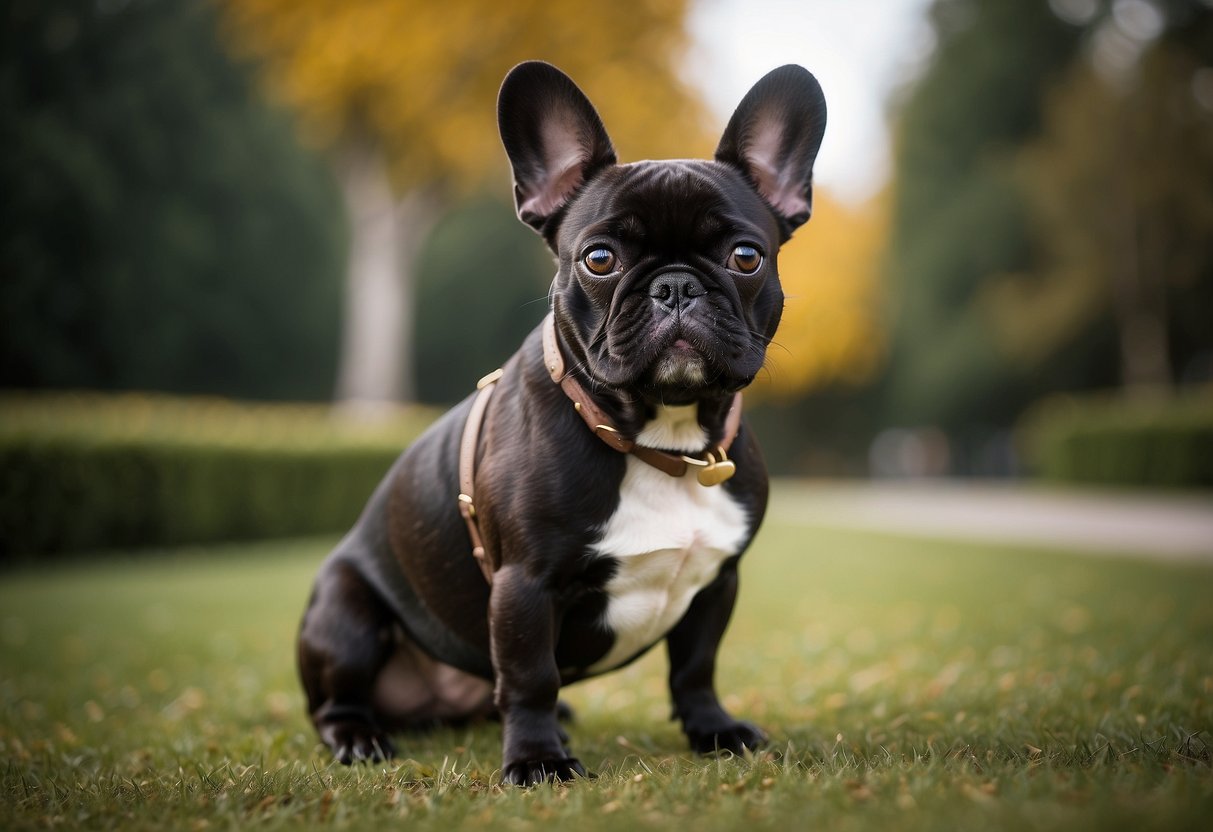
[
  {"xmin": 618, "ymin": 313, "xmax": 760, "ymax": 404},
  {"xmin": 559, "ymin": 279, "xmax": 768, "ymax": 404},
  {"xmin": 648, "ymin": 338, "xmax": 708, "ymax": 387}
]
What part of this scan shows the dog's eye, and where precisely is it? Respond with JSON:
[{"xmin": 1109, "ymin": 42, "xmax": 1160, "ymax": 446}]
[
  {"xmin": 728, "ymin": 245, "xmax": 763, "ymax": 274},
  {"xmin": 583, "ymin": 248, "xmax": 617, "ymax": 275}
]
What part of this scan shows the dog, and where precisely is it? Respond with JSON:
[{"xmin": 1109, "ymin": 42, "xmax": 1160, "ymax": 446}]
[{"xmin": 297, "ymin": 60, "xmax": 826, "ymax": 786}]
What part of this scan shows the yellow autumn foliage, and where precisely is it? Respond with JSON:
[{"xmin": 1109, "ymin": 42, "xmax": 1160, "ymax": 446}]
[
  {"xmin": 219, "ymin": 0, "xmax": 711, "ymax": 190},
  {"xmin": 219, "ymin": 1, "xmax": 885, "ymax": 399},
  {"xmin": 757, "ymin": 191, "xmax": 888, "ymax": 398}
]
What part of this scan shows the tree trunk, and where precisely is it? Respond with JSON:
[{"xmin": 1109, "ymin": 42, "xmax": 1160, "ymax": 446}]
[
  {"xmin": 1109, "ymin": 172, "xmax": 1171, "ymax": 397},
  {"xmin": 333, "ymin": 139, "xmax": 439, "ymax": 409}
]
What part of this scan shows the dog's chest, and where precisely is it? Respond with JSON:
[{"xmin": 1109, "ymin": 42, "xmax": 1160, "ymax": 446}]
[{"xmin": 586, "ymin": 408, "xmax": 749, "ymax": 673}]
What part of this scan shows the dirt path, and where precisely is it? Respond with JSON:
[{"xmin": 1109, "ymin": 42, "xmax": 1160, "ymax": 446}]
[{"xmin": 768, "ymin": 479, "xmax": 1213, "ymax": 564}]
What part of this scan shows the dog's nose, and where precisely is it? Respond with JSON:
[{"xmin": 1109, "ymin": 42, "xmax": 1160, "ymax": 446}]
[{"xmin": 648, "ymin": 272, "xmax": 706, "ymax": 312}]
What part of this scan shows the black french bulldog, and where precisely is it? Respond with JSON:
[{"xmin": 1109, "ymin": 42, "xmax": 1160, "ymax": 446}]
[{"xmin": 298, "ymin": 61, "xmax": 826, "ymax": 786}]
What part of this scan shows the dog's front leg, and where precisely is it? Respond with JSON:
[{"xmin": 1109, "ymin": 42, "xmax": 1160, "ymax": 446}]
[
  {"xmin": 666, "ymin": 563, "xmax": 767, "ymax": 755},
  {"xmin": 489, "ymin": 564, "xmax": 586, "ymax": 785}
]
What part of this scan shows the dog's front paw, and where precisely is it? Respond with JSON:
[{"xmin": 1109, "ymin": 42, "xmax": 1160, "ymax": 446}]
[
  {"xmin": 686, "ymin": 719, "xmax": 767, "ymax": 756},
  {"xmin": 501, "ymin": 757, "xmax": 587, "ymax": 786},
  {"xmin": 319, "ymin": 720, "xmax": 395, "ymax": 764}
]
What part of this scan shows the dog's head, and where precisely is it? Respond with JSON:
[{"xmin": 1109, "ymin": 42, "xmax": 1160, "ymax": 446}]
[{"xmin": 498, "ymin": 61, "xmax": 826, "ymax": 406}]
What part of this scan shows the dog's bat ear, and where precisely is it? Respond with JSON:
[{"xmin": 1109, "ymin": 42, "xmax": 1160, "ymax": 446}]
[
  {"xmin": 715, "ymin": 65, "xmax": 827, "ymax": 235},
  {"xmin": 498, "ymin": 61, "xmax": 617, "ymax": 235}
]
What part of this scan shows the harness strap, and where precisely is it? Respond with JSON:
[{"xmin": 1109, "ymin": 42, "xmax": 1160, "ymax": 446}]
[
  {"xmin": 458, "ymin": 314, "xmax": 747, "ymax": 584},
  {"xmin": 457, "ymin": 368, "xmax": 503, "ymax": 584}
]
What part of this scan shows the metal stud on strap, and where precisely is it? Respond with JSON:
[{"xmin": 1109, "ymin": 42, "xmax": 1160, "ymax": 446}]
[{"xmin": 457, "ymin": 493, "xmax": 476, "ymax": 518}]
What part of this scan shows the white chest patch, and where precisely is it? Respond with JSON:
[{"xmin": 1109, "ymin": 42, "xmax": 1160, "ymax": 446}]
[{"xmin": 587, "ymin": 406, "xmax": 750, "ymax": 673}]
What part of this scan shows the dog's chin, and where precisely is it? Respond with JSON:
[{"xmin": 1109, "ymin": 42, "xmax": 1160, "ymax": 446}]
[
  {"xmin": 580, "ymin": 333, "xmax": 758, "ymax": 404},
  {"xmin": 635, "ymin": 344, "xmax": 747, "ymax": 405},
  {"xmin": 641, "ymin": 353, "xmax": 708, "ymax": 405}
]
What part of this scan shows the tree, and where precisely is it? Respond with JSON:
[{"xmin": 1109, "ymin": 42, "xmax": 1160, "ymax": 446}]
[
  {"xmin": 220, "ymin": 0, "xmax": 707, "ymax": 405},
  {"xmin": 884, "ymin": 0, "xmax": 1213, "ymax": 438},
  {"xmin": 993, "ymin": 7, "xmax": 1213, "ymax": 393},
  {"xmin": 882, "ymin": 0, "xmax": 1082, "ymax": 429},
  {"xmin": 412, "ymin": 196, "xmax": 553, "ymax": 403},
  {"xmin": 0, "ymin": 0, "xmax": 345, "ymax": 400}
]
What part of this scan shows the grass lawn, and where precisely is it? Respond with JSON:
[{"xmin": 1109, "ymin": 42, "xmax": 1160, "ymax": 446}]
[{"xmin": 2, "ymin": 516, "xmax": 1211, "ymax": 830}]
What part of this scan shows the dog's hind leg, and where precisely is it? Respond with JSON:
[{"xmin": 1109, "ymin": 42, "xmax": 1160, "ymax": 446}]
[{"xmin": 298, "ymin": 556, "xmax": 398, "ymax": 763}]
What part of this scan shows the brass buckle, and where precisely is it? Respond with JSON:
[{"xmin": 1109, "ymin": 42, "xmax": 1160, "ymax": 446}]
[{"xmin": 681, "ymin": 447, "xmax": 736, "ymax": 486}]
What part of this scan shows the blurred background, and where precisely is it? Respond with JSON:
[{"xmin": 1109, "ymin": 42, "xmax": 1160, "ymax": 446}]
[{"xmin": 2, "ymin": 0, "xmax": 1211, "ymax": 557}]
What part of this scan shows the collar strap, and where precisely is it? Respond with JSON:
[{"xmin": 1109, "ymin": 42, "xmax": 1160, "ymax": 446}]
[
  {"xmin": 541, "ymin": 313, "xmax": 742, "ymax": 485},
  {"xmin": 457, "ymin": 316, "xmax": 745, "ymax": 585}
]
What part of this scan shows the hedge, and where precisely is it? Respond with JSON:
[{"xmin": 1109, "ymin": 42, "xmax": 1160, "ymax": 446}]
[
  {"xmin": 0, "ymin": 393, "xmax": 437, "ymax": 559},
  {"xmin": 1018, "ymin": 388, "xmax": 1213, "ymax": 489}
]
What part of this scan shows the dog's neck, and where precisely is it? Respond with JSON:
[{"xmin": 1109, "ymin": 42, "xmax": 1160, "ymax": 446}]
[
  {"xmin": 635, "ymin": 405, "xmax": 706, "ymax": 453},
  {"xmin": 541, "ymin": 313, "xmax": 738, "ymax": 452}
]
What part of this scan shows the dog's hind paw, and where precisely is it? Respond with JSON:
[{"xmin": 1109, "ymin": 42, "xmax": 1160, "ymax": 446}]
[
  {"xmin": 501, "ymin": 756, "xmax": 587, "ymax": 786},
  {"xmin": 687, "ymin": 720, "xmax": 767, "ymax": 756},
  {"xmin": 320, "ymin": 721, "xmax": 395, "ymax": 764}
]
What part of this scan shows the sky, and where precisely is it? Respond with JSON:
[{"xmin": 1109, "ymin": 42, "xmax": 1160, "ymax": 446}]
[{"xmin": 684, "ymin": 0, "xmax": 937, "ymax": 205}]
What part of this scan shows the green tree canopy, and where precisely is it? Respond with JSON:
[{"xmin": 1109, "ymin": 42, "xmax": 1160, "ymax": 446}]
[
  {"xmin": 883, "ymin": 0, "xmax": 1081, "ymax": 430},
  {"xmin": 884, "ymin": 0, "xmax": 1213, "ymax": 439},
  {"xmin": 999, "ymin": 6, "xmax": 1213, "ymax": 391},
  {"xmin": 0, "ymin": 0, "xmax": 345, "ymax": 400}
]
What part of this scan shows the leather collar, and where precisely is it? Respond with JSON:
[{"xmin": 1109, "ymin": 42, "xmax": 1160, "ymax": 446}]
[
  {"xmin": 456, "ymin": 314, "xmax": 746, "ymax": 585},
  {"xmin": 541, "ymin": 313, "xmax": 742, "ymax": 485}
]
